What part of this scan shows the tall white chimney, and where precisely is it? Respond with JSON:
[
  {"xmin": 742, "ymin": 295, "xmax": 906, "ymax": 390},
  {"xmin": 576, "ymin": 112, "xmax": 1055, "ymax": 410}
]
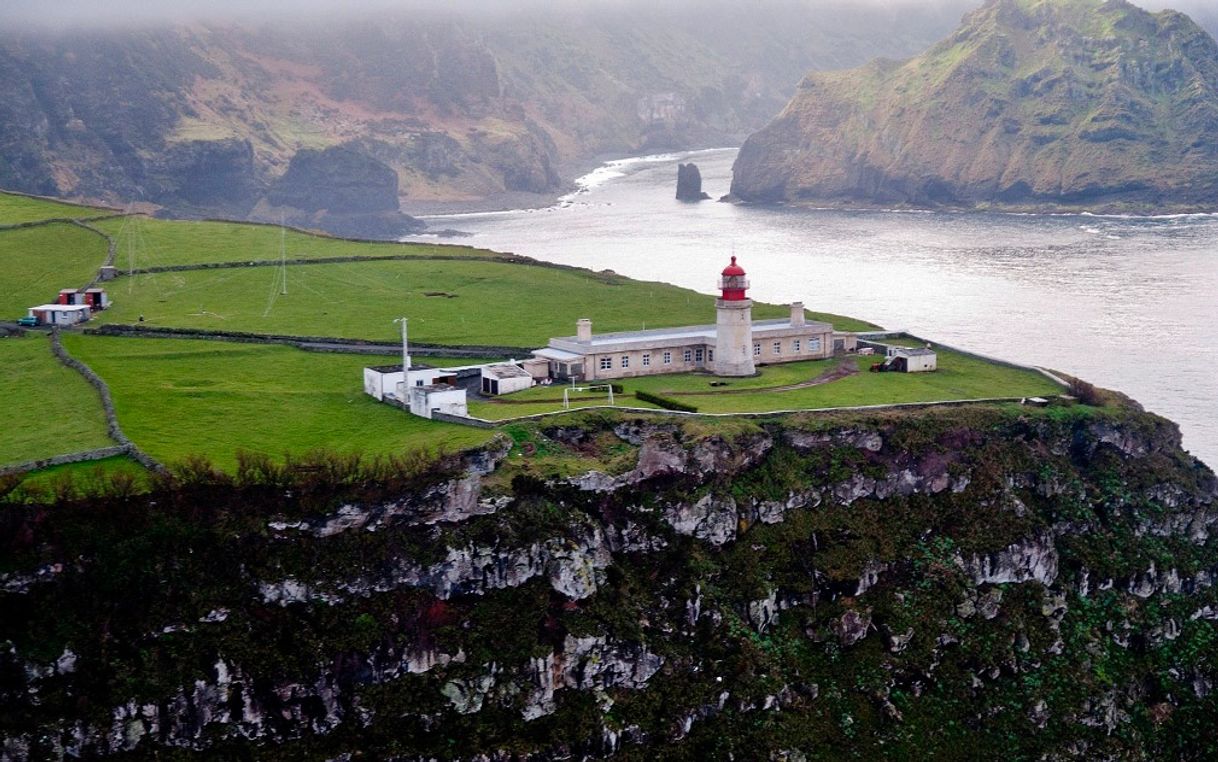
[
  {"xmin": 577, "ymin": 318, "xmax": 593, "ymax": 342},
  {"xmin": 790, "ymin": 302, "xmax": 806, "ymax": 327}
]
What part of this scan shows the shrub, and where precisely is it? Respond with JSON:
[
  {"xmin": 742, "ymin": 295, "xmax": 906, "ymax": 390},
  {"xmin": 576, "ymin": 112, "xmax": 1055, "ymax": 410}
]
[
  {"xmin": 636, "ymin": 389, "xmax": 698, "ymax": 413},
  {"xmin": 1068, "ymin": 377, "xmax": 1104, "ymax": 407}
]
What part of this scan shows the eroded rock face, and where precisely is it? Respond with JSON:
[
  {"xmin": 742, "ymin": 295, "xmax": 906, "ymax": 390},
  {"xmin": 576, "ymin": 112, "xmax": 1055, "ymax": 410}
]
[{"xmin": 5, "ymin": 410, "xmax": 1218, "ymax": 759}]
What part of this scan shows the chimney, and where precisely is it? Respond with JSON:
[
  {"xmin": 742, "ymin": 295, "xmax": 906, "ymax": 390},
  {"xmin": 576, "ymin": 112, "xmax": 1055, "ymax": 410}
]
[
  {"xmin": 790, "ymin": 302, "xmax": 806, "ymax": 327},
  {"xmin": 577, "ymin": 318, "xmax": 593, "ymax": 342}
]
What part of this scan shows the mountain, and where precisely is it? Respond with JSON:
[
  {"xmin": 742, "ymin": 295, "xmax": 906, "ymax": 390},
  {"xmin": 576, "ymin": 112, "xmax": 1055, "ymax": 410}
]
[
  {"xmin": 731, "ymin": 0, "xmax": 1218, "ymax": 212},
  {"xmin": 3, "ymin": 401, "xmax": 1218, "ymax": 758},
  {"xmin": 0, "ymin": 3, "xmax": 969, "ymax": 234}
]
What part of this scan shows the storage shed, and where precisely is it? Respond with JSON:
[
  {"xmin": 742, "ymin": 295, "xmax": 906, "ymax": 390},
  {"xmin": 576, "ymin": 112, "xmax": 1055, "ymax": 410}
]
[
  {"xmin": 885, "ymin": 347, "xmax": 938, "ymax": 373},
  {"xmin": 481, "ymin": 363, "xmax": 534, "ymax": 396},
  {"xmin": 27, "ymin": 304, "xmax": 91, "ymax": 326},
  {"xmin": 409, "ymin": 385, "xmax": 469, "ymax": 419}
]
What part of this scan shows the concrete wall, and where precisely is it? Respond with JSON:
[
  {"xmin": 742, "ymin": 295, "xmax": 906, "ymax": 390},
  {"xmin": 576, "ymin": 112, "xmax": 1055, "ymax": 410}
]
[
  {"xmin": 753, "ymin": 329, "xmax": 833, "ymax": 365},
  {"xmin": 409, "ymin": 387, "xmax": 468, "ymax": 419},
  {"xmin": 587, "ymin": 344, "xmax": 711, "ymax": 381},
  {"xmin": 715, "ymin": 299, "xmax": 754, "ymax": 376}
]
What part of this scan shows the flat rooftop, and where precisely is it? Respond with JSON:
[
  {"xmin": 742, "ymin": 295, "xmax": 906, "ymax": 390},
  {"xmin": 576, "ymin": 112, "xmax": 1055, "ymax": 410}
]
[{"xmin": 548, "ymin": 317, "xmax": 835, "ymax": 354}]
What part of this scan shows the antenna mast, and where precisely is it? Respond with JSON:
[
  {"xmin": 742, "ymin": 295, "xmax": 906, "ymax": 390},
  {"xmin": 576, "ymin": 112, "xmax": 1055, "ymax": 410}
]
[
  {"xmin": 279, "ymin": 213, "xmax": 288, "ymax": 296},
  {"xmin": 394, "ymin": 317, "xmax": 411, "ymax": 372}
]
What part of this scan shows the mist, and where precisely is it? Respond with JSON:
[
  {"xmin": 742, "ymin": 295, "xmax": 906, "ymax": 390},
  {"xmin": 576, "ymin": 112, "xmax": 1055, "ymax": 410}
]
[{"xmin": 0, "ymin": 0, "xmax": 978, "ymax": 31}]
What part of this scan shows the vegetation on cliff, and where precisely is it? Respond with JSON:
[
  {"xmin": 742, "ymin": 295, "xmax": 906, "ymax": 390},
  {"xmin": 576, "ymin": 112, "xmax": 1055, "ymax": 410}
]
[
  {"xmin": 732, "ymin": 0, "xmax": 1218, "ymax": 212},
  {"xmin": 2, "ymin": 399, "xmax": 1216, "ymax": 758}
]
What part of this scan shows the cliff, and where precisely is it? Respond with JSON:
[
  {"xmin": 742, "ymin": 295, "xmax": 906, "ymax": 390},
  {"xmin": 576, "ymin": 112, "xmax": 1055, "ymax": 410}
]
[
  {"xmin": 0, "ymin": 2, "xmax": 970, "ymax": 228},
  {"xmin": 2, "ymin": 395, "xmax": 1217, "ymax": 759},
  {"xmin": 732, "ymin": 0, "xmax": 1218, "ymax": 212}
]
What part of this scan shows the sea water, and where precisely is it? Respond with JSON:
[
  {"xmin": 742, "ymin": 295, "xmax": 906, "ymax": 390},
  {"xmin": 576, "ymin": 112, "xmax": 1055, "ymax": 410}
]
[{"xmin": 411, "ymin": 148, "xmax": 1218, "ymax": 467}]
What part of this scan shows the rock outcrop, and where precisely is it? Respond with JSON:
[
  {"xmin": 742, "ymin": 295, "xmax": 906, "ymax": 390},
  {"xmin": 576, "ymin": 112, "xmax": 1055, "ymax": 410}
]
[
  {"xmin": 2, "ymin": 403, "xmax": 1216, "ymax": 759},
  {"xmin": 675, "ymin": 163, "xmax": 710, "ymax": 201},
  {"xmin": 732, "ymin": 0, "xmax": 1218, "ymax": 213},
  {"xmin": 261, "ymin": 145, "xmax": 423, "ymax": 239}
]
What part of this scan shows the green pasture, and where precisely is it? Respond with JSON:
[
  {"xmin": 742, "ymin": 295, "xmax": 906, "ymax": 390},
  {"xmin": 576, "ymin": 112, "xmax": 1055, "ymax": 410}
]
[
  {"xmin": 61, "ymin": 335, "xmax": 493, "ymax": 471},
  {"xmin": 0, "ymin": 223, "xmax": 110, "ymax": 318},
  {"xmin": 0, "ymin": 192, "xmax": 111, "ymax": 225},
  {"xmin": 469, "ymin": 350, "xmax": 1063, "ymax": 420},
  {"xmin": 92, "ymin": 215, "xmax": 501, "ymax": 268},
  {"xmin": 0, "ymin": 336, "xmax": 114, "ymax": 466},
  {"xmin": 10, "ymin": 456, "xmax": 151, "ymax": 496},
  {"xmin": 94, "ymin": 259, "xmax": 863, "ymax": 346}
]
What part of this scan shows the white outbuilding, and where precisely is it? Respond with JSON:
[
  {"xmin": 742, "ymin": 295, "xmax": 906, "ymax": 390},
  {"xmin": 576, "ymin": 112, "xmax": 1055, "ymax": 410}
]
[
  {"xmin": 27, "ymin": 304, "xmax": 91, "ymax": 326},
  {"xmin": 409, "ymin": 385, "xmax": 469, "ymax": 419},
  {"xmin": 480, "ymin": 363, "xmax": 534, "ymax": 396},
  {"xmin": 885, "ymin": 346, "xmax": 938, "ymax": 373}
]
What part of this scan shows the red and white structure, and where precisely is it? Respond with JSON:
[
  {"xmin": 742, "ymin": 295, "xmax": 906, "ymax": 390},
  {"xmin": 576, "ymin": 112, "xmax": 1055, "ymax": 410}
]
[{"xmin": 532, "ymin": 256, "xmax": 857, "ymax": 382}]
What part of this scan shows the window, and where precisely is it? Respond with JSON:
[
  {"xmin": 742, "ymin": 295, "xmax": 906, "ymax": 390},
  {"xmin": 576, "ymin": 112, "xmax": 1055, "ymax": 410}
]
[
  {"xmin": 708, "ymin": 349, "xmax": 714, "ymax": 361},
  {"xmin": 793, "ymin": 339, "xmax": 801, "ymax": 353},
  {"xmin": 773, "ymin": 341, "xmax": 782, "ymax": 355},
  {"xmin": 642, "ymin": 353, "xmax": 651, "ymax": 367},
  {"xmin": 694, "ymin": 348, "xmax": 704, "ymax": 363},
  {"xmin": 753, "ymin": 343, "xmax": 761, "ymax": 357},
  {"xmin": 683, "ymin": 349, "xmax": 692, "ymax": 363},
  {"xmin": 621, "ymin": 355, "xmax": 630, "ymax": 368},
  {"xmin": 663, "ymin": 351, "xmax": 672, "ymax": 365},
  {"xmin": 809, "ymin": 337, "xmax": 822, "ymax": 352},
  {"xmin": 599, "ymin": 357, "xmax": 612, "ymax": 370},
  {"xmin": 416, "ymin": 380, "xmax": 425, "ymax": 387}
]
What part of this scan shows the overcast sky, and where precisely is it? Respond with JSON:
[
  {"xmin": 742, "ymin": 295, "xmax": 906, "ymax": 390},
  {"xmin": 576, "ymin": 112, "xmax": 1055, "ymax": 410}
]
[
  {"xmin": 0, "ymin": 0, "xmax": 1211, "ymax": 30},
  {"xmin": 0, "ymin": 0, "xmax": 976, "ymax": 29}
]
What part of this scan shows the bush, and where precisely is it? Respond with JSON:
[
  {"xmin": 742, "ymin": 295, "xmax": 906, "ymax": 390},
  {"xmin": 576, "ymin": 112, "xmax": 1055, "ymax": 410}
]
[
  {"xmin": 1068, "ymin": 377, "xmax": 1104, "ymax": 407},
  {"xmin": 636, "ymin": 389, "xmax": 698, "ymax": 413}
]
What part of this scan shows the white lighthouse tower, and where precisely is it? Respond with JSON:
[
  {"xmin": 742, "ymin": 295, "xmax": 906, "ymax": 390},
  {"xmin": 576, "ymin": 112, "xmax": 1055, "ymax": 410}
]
[{"xmin": 714, "ymin": 255, "xmax": 755, "ymax": 376}]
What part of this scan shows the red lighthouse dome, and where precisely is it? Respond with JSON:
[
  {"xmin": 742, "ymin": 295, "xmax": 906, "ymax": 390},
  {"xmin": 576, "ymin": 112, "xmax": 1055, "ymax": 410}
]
[{"xmin": 719, "ymin": 255, "xmax": 749, "ymax": 301}]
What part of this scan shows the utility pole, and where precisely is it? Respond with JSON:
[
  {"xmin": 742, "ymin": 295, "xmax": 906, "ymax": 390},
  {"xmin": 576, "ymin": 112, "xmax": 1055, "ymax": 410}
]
[
  {"xmin": 394, "ymin": 317, "xmax": 411, "ymax": 373},
  {"xmin": 279, "ymin": 213, "xmax": 288, "ymax": 296}
]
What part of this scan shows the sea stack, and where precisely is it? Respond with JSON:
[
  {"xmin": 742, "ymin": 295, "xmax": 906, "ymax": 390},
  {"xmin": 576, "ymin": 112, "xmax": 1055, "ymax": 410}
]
[{"xmin": 676, "ymin": 162, "xmax": 711, "ymax": 201}]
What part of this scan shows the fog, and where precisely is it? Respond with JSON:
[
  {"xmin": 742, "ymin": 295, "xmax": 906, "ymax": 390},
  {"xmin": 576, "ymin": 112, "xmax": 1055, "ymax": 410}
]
[{"xmin": 0, "ymin": 0, "xmax": 978, "ymax": 30}]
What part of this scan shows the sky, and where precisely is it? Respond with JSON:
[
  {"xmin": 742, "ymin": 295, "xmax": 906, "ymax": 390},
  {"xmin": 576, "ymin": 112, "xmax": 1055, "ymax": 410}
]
[
  {"xmin": 0, "ymin": 0, "xmax": 977, "ymax": 29},
  {"xmin": 0, "ymin": 0, "xmax": 1212, "ymax": 32}
]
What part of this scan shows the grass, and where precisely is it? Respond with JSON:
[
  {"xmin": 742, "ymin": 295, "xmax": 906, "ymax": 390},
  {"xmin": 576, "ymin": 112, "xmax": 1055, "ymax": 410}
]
[
  {"xmin": 93, "ymin": 259, "xmax": 807, "ymax": 346},
  {"xmin": 0, "ymin": 191, "xmax": 111, "ymax": 225},
  {"xmin": 10, "ymin": 456, "xmax": 151, "ymax": 496},
  {"xmin": 61, "ymin": 334, "xmax": 493, "ymax": 472},
  {"xmin": 0, "ymin": 223, "xmax": 110, "ymax": 318},
  {"xmin": 0, "ymin": 335, "xmax": 114, "ymax": 466},
  {"xmin": 92, "ymin": 215, "xmax": 502, "ymax": 268},
  {"xmin": 468, "ymin": 350, "xmax": 1063, "ymax": 420}
]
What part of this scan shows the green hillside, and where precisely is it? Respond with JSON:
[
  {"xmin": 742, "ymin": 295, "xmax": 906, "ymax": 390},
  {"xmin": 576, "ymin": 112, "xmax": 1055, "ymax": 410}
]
[
  {"xmin": 0, "ymin": 335, "xmax": 113, "ymax": 467},
  {"xmin": 61, "ymin": 335, "xmax": 492, "ymax": 471},
  {"xmin": 733, "ymin": 0, "xmax": 1218, "ymax": 211},
  {"xmin": 0, "ymin": 223, "xmax": 109, "ymax": 318},
  {"xmin": 0, "ymin": 192, "xmax": 112, "ymax": 225}
]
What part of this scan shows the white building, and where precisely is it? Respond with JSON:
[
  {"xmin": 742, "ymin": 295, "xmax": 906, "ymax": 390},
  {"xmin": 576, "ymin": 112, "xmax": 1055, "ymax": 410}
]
[
  {"xmin": 531, "ymin": 257, "xmax": 856, "ymax": 383},
  {"xmin": 885, "ymin": 346, "xmax": 938, "ymax": 373},
  {"xmin": 409, "ymin": 385, "xmax": 469, "ymax": 419},
  {"xmin": 27, "ymin": 304, "xmax": 91, "ymax": 326},
  {"xmin": 481, "ymin": 363, "xmax": 534, "ymax": 396}
]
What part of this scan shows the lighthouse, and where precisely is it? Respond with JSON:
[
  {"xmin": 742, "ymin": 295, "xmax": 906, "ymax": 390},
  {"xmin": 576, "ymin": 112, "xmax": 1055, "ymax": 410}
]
[{"xmin": 714, "ymin": 255, "xmax": 756, "ymax": 376}]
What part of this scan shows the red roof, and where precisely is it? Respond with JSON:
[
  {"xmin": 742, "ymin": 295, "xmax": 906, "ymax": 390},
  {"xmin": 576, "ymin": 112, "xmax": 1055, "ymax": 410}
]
[{"xmin": 721, "ymin": 255, "xmax": 746, "ymax": 277}]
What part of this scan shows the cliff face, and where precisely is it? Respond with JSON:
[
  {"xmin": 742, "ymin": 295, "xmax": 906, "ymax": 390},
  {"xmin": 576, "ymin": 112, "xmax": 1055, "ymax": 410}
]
[
  {"xmin": 2, "ymin": 399, "xmax": 1216, "ymax": 759},
  {"xmin": 0, "ymin": 2, "xmax": 969, "ymax": 227},
  {"xmin": 732, "ymin": 0, "xmax": 1218, "ymax": 212}
]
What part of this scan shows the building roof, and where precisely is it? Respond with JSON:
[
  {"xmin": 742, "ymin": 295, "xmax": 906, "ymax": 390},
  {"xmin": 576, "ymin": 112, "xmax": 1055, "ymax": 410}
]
[
  {"xmin": 533, "ymin": 347, "xmax": 587, "ymax": 362},
  {"xmin": 482, "ymin": 363, "xmax": 532, "ymax": 379},
  {"xmin": 547, "ymin": 317, "xmax": 834, "ymax": 356},
  {"xmin": 721, "ymin": 256, "xmax": 746, "ymax": 277},
  {"xmin": 895, "ymin": 347, "xmax": 937, "ymax": 357},
  {"xmin": 29, "ymin": 304, "xmax": 90, "ymax": 312}
]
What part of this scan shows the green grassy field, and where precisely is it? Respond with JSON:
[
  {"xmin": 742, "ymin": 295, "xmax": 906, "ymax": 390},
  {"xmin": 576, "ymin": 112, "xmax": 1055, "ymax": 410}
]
[
  {"xmin": 92, "ymin": 215, "xmax": 501, "ymax": 268},
  {"xmin": 0, "ymin": 192, "xmax": 112, "ymax": 225},
  {"xmin": 94, "ymin": 259, "xmax": 858, "ymax": 346},
  {"xmin": 10, "ymin": 456, "xmax": 151, "ymax": 495},
  {"xmin": 0, "ymin": 336, "xmax": 114, "ymax": 466},
  {"xmin": 61, "ymin": 334, "xmax": 493, "ymax": 471},
  {"xmin": 468, "ymin": 350, "xmax": 1063, "ymax": 420},
  {"xmin": 0, "ymin": 223, "xmax": 110, "ymax": 318}
]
